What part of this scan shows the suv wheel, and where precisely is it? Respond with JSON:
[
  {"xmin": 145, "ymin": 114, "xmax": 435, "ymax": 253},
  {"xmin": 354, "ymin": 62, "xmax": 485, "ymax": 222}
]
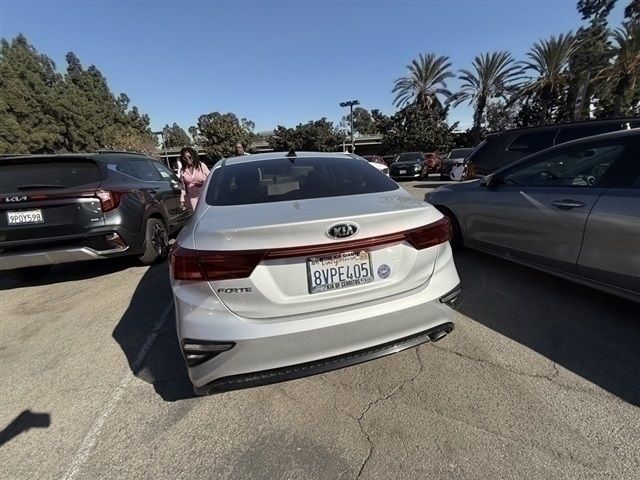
[{"xmin": 139, "ymin": 218, "xmax": 169, "ymax": 265}]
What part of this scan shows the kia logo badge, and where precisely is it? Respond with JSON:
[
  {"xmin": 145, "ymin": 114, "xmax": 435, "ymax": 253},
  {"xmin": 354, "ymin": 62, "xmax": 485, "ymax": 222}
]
[
  {"xmin": 327, "ymin": 222, "xmax": 359, "ymax": 239},
  {"xmin": 3, "ymin": 196, "xmax": 28, "ymax": 203}
]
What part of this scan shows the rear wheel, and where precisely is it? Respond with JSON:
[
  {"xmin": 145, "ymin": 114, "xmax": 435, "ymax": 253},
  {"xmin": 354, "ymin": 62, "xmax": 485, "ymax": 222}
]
[
  {"xmin": 439, "ymin": 209, "xmax": 463, "ymax": 251},
  {"xmin": 139, "ymin": 218, "xmax": 169, "ymax": 265}
]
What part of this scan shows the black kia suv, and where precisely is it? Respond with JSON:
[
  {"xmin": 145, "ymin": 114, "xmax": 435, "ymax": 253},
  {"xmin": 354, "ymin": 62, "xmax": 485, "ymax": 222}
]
[{"xmin": 0, "ymin": 151, "xmax": 191, "ymax": 278}]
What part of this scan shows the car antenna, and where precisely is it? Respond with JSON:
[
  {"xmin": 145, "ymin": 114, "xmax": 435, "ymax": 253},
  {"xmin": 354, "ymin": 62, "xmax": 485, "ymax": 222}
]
[{"xmin": 286, "ymin": 149, "xmax": 297, "ymax": 163}]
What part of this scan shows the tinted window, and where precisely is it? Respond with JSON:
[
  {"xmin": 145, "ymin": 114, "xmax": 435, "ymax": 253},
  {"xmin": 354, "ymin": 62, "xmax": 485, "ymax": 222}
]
[
  {"xmin": 503, "ymin": 142, "xmax": 628, "ymax": 188},
  {"xmin": 507, "ymin": 130, "xmax": 556, "ymax": 154},
  {"xmin": 151, "ymin": 161, "xmax": 178, "ymax": 181},
  {"xmin": 395, "ymin": 153, "xmax": 423, "ymax": 162},
  {"xmin": 449, "ymin": 149, "xmax": 473, "ymax": 158},
  {"xmin": 555, "ymin": 123, "xmax": 629, "ymax": 144},
  {"xmin": 123, "ymin": 159, "xmax": 163, "ymax": 181},
  {"xmin": 207, "ymin": 157, "xmax": 399, "ymax": 206},
  {"xmin": 0, "ymin": 159, "xmax": 103, "ymax": 194}
]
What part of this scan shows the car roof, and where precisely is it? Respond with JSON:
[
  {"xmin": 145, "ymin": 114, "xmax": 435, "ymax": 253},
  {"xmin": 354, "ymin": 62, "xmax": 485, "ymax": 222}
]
[
  {"xmin": 223, "ymin": 151, "xmax": 364, "ymax": 166},
  {"xmin": 0, "ymin": 151, "xmax": 153, "ymax": 163},
  {"xmin": 485, "ymin": 116, "xmax": 639, "ymax": 139}
]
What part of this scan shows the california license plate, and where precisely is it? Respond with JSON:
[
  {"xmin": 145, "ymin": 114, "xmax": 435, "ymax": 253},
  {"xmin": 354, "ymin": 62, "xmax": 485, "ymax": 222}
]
[
  {"xmin": 306, "ymin": 250, "xmax": 374, "ymax": 294},
  {"xmin": 7, "ymin": 209, "xmax": 44, "ymax": 225}
]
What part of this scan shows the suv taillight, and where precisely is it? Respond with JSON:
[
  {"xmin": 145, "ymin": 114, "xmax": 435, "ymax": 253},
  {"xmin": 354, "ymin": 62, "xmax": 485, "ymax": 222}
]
[
  {"xmin": 170, "ymin": 246, "xmax": 265, "ymax": 281},
  {"xmin": 96, "ymin": 190, "xmax": 122, "ymax": 213},
  {"xmin": 406, "ymin": 217, "xmax": 451, "ymax": 250}
]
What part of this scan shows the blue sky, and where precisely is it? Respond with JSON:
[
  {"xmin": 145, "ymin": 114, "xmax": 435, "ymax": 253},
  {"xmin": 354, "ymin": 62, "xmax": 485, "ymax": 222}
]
[{"xmin": 1, "ymin": 0, "xmax": 629, "ymax": 133}]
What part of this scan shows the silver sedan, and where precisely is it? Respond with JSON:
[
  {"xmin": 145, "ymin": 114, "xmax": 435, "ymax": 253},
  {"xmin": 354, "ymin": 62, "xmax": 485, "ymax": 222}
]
[{"xmin": 427, "ymin": 129, "xmax": 640, "ymax": 303}]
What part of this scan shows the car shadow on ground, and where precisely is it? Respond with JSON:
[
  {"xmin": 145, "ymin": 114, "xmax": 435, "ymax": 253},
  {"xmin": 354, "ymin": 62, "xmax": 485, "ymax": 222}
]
[
  {"xmin": 454, "ymin": 249, "xmax": 640, "ymax": 406},
  {"xmin": 0, "ymin": 257, "xmax": 137, "ymax": 291},
  {"xmin": 112, "ymin": 261, "xmax": 197, "ymax": 402}
]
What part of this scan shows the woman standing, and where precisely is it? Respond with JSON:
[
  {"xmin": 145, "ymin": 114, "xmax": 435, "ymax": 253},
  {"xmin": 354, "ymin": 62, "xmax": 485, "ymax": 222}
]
[{"xmin": 179, "ymin": 147, "xmax": 210, "ymax": 210}]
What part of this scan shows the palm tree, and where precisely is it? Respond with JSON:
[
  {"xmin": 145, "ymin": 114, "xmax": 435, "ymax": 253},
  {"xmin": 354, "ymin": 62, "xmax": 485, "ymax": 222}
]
[
  {"xmin": 598, "ymin": 20, "xmax": 640, "ymax": 115},
  {"xmin": 520, "ymin": 33, "xmax": 576, "ymax": 122},
  {"xmin": 392, "ymin": 53, "xmax": 453, "ymax": 110},
  {"xmin": 451, "ymin": 51, "xmax": 523, "ymax": 142}
]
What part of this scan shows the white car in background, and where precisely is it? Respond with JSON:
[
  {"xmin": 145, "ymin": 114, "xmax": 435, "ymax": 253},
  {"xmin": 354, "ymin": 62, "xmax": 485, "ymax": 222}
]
[
  {"xmin": 441, "ymin": 148, "xmax": 474, "ymax": 181},
  {"xmin": 359, "ymin": 154, "xmax": 390, "ymax": 176},
  {"xmin": 170, "ymin": 151, "xmax": 460, "ymax": 394}
]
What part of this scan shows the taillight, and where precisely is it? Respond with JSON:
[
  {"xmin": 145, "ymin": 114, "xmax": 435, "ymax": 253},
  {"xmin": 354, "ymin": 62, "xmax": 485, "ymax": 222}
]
[
  {"xmin": 96, "ymin": 190, "xmax": 122, "ymax": 213},
  {"xmin": 170, "ymin": 246, "xmax": 204, "ymax": 280},
  {"xmin": 170, "ymin": 246, "xmax": 265, "ymax": 281},
  {"xmin": 406, "ymin": 217, "xmax": 451, "ymax": 250}
]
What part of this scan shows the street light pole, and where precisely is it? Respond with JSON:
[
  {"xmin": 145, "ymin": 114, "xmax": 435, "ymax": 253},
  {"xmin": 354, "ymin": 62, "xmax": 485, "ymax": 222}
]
[
  {"xmin": 153, "ymin": 131, "xmax": 169, "ymax": 168},
  {"xmin": 339, "ymin": 99, "xmax": 359, "ymax": 153}
]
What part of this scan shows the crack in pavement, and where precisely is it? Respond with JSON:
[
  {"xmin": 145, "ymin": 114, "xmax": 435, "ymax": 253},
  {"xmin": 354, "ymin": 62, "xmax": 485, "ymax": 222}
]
[
  {"xmin": 433, "ymin": 344, "xmax": 614, "ymax": 400},
  {"xmin": 354, "ymin": 347, "xmax": 426, "ymax": 478},
  {"xmin": 427, "ymin": 405, "xmax": 604, "ymax": 473}
]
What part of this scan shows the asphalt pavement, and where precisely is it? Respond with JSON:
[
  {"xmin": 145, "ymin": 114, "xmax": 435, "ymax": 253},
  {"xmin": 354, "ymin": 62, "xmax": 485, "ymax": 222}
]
[{"xmin": 1, "ymin": 179, "xmax": 639, "ymax": 480}]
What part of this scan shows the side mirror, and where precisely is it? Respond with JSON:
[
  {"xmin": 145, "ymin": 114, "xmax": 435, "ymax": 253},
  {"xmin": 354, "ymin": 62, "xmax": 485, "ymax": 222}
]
[{"xmin": 480, "ymin": 174, "xmax": 496, "ymax": 187}]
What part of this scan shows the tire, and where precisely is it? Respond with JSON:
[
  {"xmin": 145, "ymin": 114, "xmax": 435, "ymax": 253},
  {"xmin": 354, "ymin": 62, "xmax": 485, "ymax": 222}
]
[
  {"xmin": 139, "ymin": 218, "xmax": 169, "ymax": 265},
  {"xmin": 6, "ymin": 265, "xmax": 52, "ymax": 281},
  {"xmin": 441, "ymin": 209, "xmax": 463, "ymax": 251}
]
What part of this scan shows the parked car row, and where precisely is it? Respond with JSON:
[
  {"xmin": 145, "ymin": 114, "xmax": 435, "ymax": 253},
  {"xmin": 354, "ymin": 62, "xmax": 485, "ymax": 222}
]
[
  {"xmin": 427, "ymin": 129, "xmax": 640, "ymax": 303},
  {"xmin": 0, "ymin": 151, "xmax": 190, "ymax": 278}
]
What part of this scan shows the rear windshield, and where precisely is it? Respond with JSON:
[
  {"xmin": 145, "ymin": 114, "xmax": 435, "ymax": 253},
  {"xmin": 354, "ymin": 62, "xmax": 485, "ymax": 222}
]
[
  {"xmin": 0, "ymin": 158, "xmax": 103, "ymax": 194},
  {"xmin": 449, "ymin": 148, "xmax": 473, "ymax": 158},
  {"xmin": 395, "ymin": 153, "xmax": 423, "ymax": 162},
  {"xmin": 206, "ymin": 156, "xmax": 399, "ymax": 206}
]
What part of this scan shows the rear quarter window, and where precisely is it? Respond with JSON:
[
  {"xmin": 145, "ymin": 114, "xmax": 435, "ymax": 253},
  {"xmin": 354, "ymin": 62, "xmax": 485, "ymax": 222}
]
[
  {"xmin": 206, "ymin": 157, "xmax": 399, "ymax": 206},
  {"xmin": 556, "ymin": 122, "xmax": 640, "ymax": 144},
  {"xmin": 507, "ymin": 130, "xmax": 557, "ymax": 154},
  {"xmin": 0, "ymin": 158, "xmax": 104, "ymax": 194}
]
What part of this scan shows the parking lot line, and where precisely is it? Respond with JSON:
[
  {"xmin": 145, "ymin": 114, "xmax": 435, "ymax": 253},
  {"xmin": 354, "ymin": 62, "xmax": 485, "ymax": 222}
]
[{"xmin": 62, "ymin": 301, "xmax": 174, "ymax": 480}]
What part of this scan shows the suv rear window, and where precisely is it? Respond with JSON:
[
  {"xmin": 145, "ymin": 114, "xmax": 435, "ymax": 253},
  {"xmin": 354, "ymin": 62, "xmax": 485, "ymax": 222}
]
[
  {"xmin": 206, "ymin": 156, "xmax": 399, "ymax": 206},
  {"xmin": 0, "ymin": 158, "xmax": 103, "ymax": 194},
  {"xmin": 507, "ymin": 130, "xmax": 556, "ymax": 154}
]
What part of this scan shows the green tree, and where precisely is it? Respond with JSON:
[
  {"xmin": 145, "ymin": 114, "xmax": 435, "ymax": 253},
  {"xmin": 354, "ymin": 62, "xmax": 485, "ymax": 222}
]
[
  {"xmin": 520, "ymin": 33, "xmax": 577, "ymax": 123},
  {"xmin": 597, "ymin": 20, "xmax": 640, "ymax": 115},
  {"xmin": 626, "ymin": 0, "xmax": 639, "ymax": 20},
  {"xmin": 372, "ymin": 106, "xmax": 455, "ymax": 154},
  {"xmin": 0, "ymin": 35, "xmax": 64, "ymax": 153},
  {"xmin": 484, "ymin": 100, "xmax": 519, "ymax": 132},
  {"xmin": 0, "ymin": 35, "xmax": 154, "ymax": 155},
  {"xmin": 268, "ymin": 118, "xmax": 345, "ymax": 152},
  {"xmin": 342, "ymin": 107, "xmax": 377, "ymax": 135},
  {"xmin": 162, "ymin": 123, "xmax": 191, "ymax": 148},
  {"xmin": 565, "ymin": 0, "xmax": 616, "ymax": 120},
  {"xmin": 392, "ymin": 53, "xmax": 453, "ymax": 110},
  {"xmin": 451, "ymin": 51, "xmax": 523, "ymax": 143},
  {"xmin": 197, "ymin": 112, "xmax": 255, "ymax": 159}
]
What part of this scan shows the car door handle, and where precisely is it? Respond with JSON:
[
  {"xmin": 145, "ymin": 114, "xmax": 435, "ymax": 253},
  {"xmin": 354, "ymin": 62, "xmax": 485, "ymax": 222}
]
[{"xmin": 551, "ymin": 199, "xmax": 586, "ymax": 210}]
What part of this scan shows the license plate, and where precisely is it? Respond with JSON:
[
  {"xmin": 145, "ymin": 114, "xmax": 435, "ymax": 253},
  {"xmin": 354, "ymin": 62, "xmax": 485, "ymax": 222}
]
[
  {"xmin": 399, "ymin": 169, "xmax": 406, "ymax": 174},
  {"xmin": 306, "ymin": 250, "xmax": 374, "ymax": 294},
  {"xmin": 7, "ymin": 209, "xmax": 44, "ymax": 225}
]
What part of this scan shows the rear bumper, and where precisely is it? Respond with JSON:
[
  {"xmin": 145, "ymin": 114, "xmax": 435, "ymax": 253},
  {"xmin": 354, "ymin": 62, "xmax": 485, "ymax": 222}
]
[
  {"xmin": 0, "ymin": 244, "xmax": 130, "ymax": 270},
  {"xmin": 0, "ymin": 223, "xmax": 144, "ymax": 271},
  {"xmin": 194, "ymin": 322, "xmax": 455, "ymax": 394},
  {"xmin": 173, "ymin": 242, "xmax": 460, "ymax": 393}
]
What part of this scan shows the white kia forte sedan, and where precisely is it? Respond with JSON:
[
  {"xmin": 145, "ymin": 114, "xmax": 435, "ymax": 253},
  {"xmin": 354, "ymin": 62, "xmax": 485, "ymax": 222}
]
[{"xmin": 170, "ymin": 151, "xmax": 461, "ymax": 394}]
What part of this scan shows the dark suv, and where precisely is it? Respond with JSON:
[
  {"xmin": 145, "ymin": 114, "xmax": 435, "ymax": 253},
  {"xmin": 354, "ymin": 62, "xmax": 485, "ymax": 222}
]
[
  {"xmin": 464, "ymin": 117, "xmax": 640, "ymax": 179},
  {"xmin": 0, "ymin": 151, "xmax": 191, "ymax": 277}
]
